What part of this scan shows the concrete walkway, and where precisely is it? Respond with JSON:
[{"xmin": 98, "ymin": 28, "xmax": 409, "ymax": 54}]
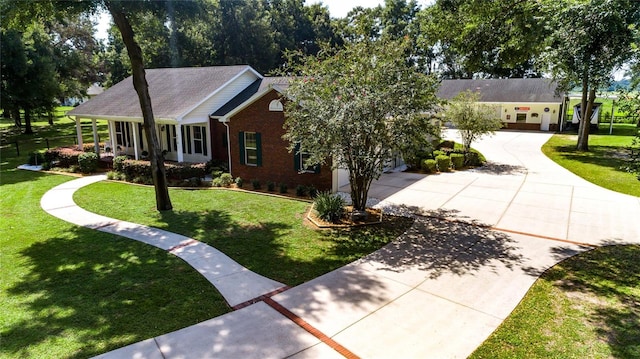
[
  {"xmin": 40, "ymin": 175, "xmax": 286, "ymax": 308},
  {"xmin": 40, "ymin": 130, "xmax": 640, "ymax": 358}
]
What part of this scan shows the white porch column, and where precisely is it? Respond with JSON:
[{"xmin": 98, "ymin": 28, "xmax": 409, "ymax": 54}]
[
  {"xmin": 175, "ymin": 124, "xmax": 184, "ymax": 162},
  {"xmin": 75, "ymin": 116, "xmax": 83, "ymax": 149},
  {"xmin": 108, "ymin": 120, "xmax": 115, "ymax": 153},
  {"xmin": 132, "ymin": 122, "xmax": 139, "ymax": 160},
  {"xmin": 92, "ymin": 119, "xmax": 100, "ymax": 154}
]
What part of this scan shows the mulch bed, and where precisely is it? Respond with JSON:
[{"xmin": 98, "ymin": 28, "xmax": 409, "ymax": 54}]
[{"xmin": 306, "ymin": 205, "xmax": 383, "ymax": 228}]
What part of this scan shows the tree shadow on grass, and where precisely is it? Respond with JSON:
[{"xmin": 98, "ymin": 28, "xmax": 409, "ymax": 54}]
[
  {"xmin": 543, "ymin": 244, "xmax": 640, "ymax": 358},
  {"xmin": 2, "ymin": 226, "xmax": 228, "ymax": 359},
  {"xmin": 553, "ymin": 145, "xmax": 633, "ymax": 174}
]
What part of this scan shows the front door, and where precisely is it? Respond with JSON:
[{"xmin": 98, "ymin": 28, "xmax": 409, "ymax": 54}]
[{"xmin": 540, "ymin": 113, "xmax": 551, "ymax": 131}]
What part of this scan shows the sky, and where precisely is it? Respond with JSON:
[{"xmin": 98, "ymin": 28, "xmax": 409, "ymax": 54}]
[{"xmin": 94, "ymin": 0, "xmax": 435, "ymax": 41}]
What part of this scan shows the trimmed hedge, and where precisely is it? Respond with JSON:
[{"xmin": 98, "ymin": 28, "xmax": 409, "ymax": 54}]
[
  {"xmin": 78, "ymin": 152, "xmax": 99, "ymax": 173},
  {"xmin": 450, "ymin": 153, "xmax": 465, "ymax": 169},
  {"xmin": 436, "ymin": 155, "xmax": 451, "ymax": 172},
  {"xmin": 44, "ymin": 146, "xmax": 84, "ymax": 168},
  {"xmin": 421, "ymin": 158, "xmax": 437, "ymax": 173},
  {"xmin": 117, "ymin": 160, "xmax": 208, "ymax": 182},
  {"xmin": 437, "ymin": 140, "xmax": 455, "ymax": 149}
]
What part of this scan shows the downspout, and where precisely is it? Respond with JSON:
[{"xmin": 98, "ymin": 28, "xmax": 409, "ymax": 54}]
[{"xmin": 222, "ymin": 120, "xmax": 232, "ymax": 176}]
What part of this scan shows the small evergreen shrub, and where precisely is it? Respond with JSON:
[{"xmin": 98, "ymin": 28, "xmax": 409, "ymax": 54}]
[
  {"xmin": 165, "ymin": 162, "xmax": 207, "ymax": 180},
  {"xmin": 211, "ymin": 177, "xmax": 223, "ymax": 187},
  {"xmin": 307, "ymin": 185, "xmax": 318, "ymax": 198},
  {"xmin": 313, "ymin": 192, "xmax": 345, "ymax": 223},
  {"xmin": 41, "ymin": 162, "xmax": 52, "ymax": 171},
  {"xmin": 437, "ymin": 140, "xmax": 455, "ymax": 149},
  {"xmin": 279, "ymin": 183, "xmax": 288, "ymax": 194},
  {"xmin": 121, "ymin": 159, "xmax": 152, "ymax": 181},
  {"xmin": 219, "ymin": 173, "xmax": 234, "ymax": 187},
  {"xmin": 113, "ymin": 155, "xmax": 128, "ymax": 172},
  {"xmin": 106, "ymin": 171, "xmax": 125, "ymax": 181},
  {"xmin": 267, "ymin": 181, "xmax": 275, "ymax": 191},
  {"xmin": 235, "ymin": 177, "xmax": 244, "ymax": 188},
  {"xmin": 421, "ymin": 159, "xmax": 437, "ymax": 173},
  {"xmin": 211, "ymin": 170, "xmax": 223, "ymax": 179},
  {"xmin": 433, "ymin": 150, "xmax": 446, "ymax": 157},
  {"xmin": 464, "ymin": 151, "xmax": 483, "ymax": 167},
  {"xmin": 78, "ymin": 152, "xmax": 99, "ymax": 173},
  {"xmin": 251, "ymin": 179, "xmax": 261, "ymax": 190},
  {"xmin": 450, "ymin": 153, "xmax": 465, "ymax": 169},
  {"xmin": 28, "ymin": 151, "xmax": 44, "ymax": 165},
  {"xmin": 436, "ymin": 155, "xmax": 451, "ymax": 172},
  {"xmin": 295, "ymin": 185, "xmax": 307, "ymax": 197},
  {"xmin": 44, "ymin": 146, "xmax": 83, "ymax": 167}
]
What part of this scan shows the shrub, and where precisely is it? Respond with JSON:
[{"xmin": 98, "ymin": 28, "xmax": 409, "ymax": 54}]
[
  {"xmin": 219, "ymin": 173, "xmax": 234, "ymax": 187},
  {"xmin": 437, "ymin": 140, "xmax": 455, "ymax": 149},
  {"xmin": 314, "ymin": 192, "xmax": 345, "ymax": 222},
  {"xmin": 121, "ymin": 159, "xmax": 152, "ymax": 181},
  {"xmin": 307, "ymin": 185, "xmax": 318, "ymax": 198},
  {"xmin": 436, "ymin": 155, "xmax": 451, "ymax": 172},
  {"xmin": 251, "ymin": 179, "xmax": 261, "ymax": 190},
  {"xmin": 211, "ymin": 170, "xmax": 223, "ymax": 179},
  {"xmin": 211, "ymin": 177, "xmax": 223, "ymax": 187},
  {"xmin": 78, "ymin": 152, "xmax": 99, "ymax": 173},
  {"xmin": 28, "ymin": 151, "xmax": 44, "ymax": 165},
  {"xmin": 132, "ymin": 176, "xmax": 153, "ymax": 185},
  {"xmin": 235, "ymin": 177, "xmax": 244, "ymax": 188},
  {"xmin": 464, "ymin": 151, "xmax": 483, "ymax": 167},
  {"xmin": 106, "ymin": 171, "xmax": 125, "ymax": 181},
  {"xmin": 113, "ymin": 156, "xmax": 128, "ymax": 172},
  {"xmin": 450, "ymin": 153, "xmax": 465, "ymax": 169},
  {"xmin": 267, "ymin": 181, "xmax": 275, "ymax": 191},
  {"xmin": 433, "ymin": 150, "xmax": 446, "ymax": 158},
  {"xmin": 421, "ymin": 159, "xmax": 438, "ymax": 173},
  {"xmin": 41, "ymin": 162, "xmax": 52, "ymax": 171},
  {"xmin": 295, "ymin": 185, "xmax": 307, "ymax": 197},
  {"xmin": 279, "ymin": 183, "xmax": 288, "ymax": 194},
  {"xmin": 44, "ymin": 146, "xmax": 83, "ymax": 168},
  {"xmin": 165, "ymin": 162, "xmax": 207, "ymax": 180}
]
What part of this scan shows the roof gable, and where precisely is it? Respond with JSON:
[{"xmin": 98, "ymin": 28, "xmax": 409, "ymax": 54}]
[
  {"xmin": 437, "ymin": 78, "xmax": 562, "ymax": 103},
  {"xmin": 213, "ymin": 77, "xmax": 290, "ymax": 120},
  {"xmin": 68, "ymin": 66, "xmax": 259, "ymax": 120}
]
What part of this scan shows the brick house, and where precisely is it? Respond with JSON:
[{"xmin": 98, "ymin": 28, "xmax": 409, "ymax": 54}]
[{"xmin": 68, "ymin": 66, "xmax": 337, "ymax": 191}]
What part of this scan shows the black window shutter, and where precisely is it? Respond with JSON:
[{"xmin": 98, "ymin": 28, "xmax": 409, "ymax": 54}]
[
  {"xmin": 255, "ymin": 133, "xmax": 262, "ymax": 167},
  {"xmin": 202, "ymin": 126, "xmax": 208, "ymax": 156},
  {"xmin": 165, "ymin": 125, "xmax": 171, "ymax": 152},
  {"xmin": 239, "ymin": 132, "xmax": 245, "ymax": 165},
  {"xmin": 186, "ymin": 127, "xmax": 192, "ymax": 154}
]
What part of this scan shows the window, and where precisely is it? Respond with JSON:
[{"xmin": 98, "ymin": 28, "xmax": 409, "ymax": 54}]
[
  {"xmin": 239, "ymin": 131, "xmax": 262, "ymax": 166},
  {"xmin": 269, "ymin": 99, "xmax": 283, "ymax": 111},
  {"xmin": 192, "ymin": 126, "xmax": 207, "ymax": 156},
  {"xmin": 294, "ymin": 143, "xmax": 320, "ymax": 174},
  {"xmin": 114, "ymin": 121, "xmax": 131, "ymax": 147},
  {"xmin": 516, "ymin": 113, "xmax": 527, "ymax": 123}
]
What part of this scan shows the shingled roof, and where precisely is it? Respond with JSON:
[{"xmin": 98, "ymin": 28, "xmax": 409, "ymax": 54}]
[
  {"xmin": 68, "ymin": 65, "xmax": 257, "ymax": 120},
  {"xmin": 437, "ymin": 78, "xmax": 562, "ymax": 103},
  {"xmin": 211, "ymin": 76, "xmax": 291, "ymax": 118}
]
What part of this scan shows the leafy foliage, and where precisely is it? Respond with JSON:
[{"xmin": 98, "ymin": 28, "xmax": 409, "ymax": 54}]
[
  {"xmin": 445, "ymin": 90, "xmax": 503, "ymax": 151},
  {"xmin": 283, "ymin": 37, "xmax": 440, "ymax": 210},
  {"xmin": 313, "ymin": 192, "xmax": 345, "ymax": 223},
  {"xmin": 78, "ymin": 152, "xmax": 99, "ymax": 173}
]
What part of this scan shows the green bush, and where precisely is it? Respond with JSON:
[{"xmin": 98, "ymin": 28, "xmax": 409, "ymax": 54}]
[
  {"xmin": 78, "ymin": 152, "xmax": 99, "ymax": 173},
  {"xmin": 295, "ymin": 185, "xmax": 307, "ymax": 197},
  {"xmin": 307, "ymin": 185, "xmax": 318, "ymax": 198},
  {"xmin": 28, "ymin": 151, "xmax": 44, "ymax": 165},
  {"xmin": 251, "ymin": 179, "xmax": 261, "ymax": 190},
  {"xmin": 113, "ymin": 156, "xmax": 128, "ymax": 172},
  {"xmin": 450, "ymin": 153, "xmax": 465, "ymax": 169},
  {"xmin": 436, "ymin": 155, "xmax": 451, "ymax": 172},
  {"xmin": 106, "ymin": 171, "xmax": 125, "ymax": 181},
  {"xmin": 421, "ymin": 159, "xmax": 437, "ymax": 173},
  {"xmin": 121, "ymin": 159, "xmax": 152, "ymax": 181},
  {"xmin": 433, "ymin": 150, "xmax": 446, "ymax": 158},
  {"xmin": 165, "ymin": 162, "xmax": 207, "ymax": 180},
  {"xmin": 437, "ymin": 140, "xmax": 455, "ymax": 149},
  {"xmin": 267, "ymin": 181, "xmax": 275, "ymax": 191},
  {"xmin": 41, "ymin": 162, "xmax": 52, "ymax": 171},
  {"xmin": 211, "ymin": 177, "xmax": 223, "ymax": 187},
  {"xmin": 313, "ymin": 192, "xmax": 345, "ymax": 223},
  {"xmin": 235, "ymin": 177, "xmax": 244, "ymax": 188},
  {"xmin": 44, "ymin": 146, "xmax": 83, "ymax": 168},
  {"xmin": 464, "ymin": 151, "xmax": 483, "ymax": 167},
  {"xmin": 279, "ymin": 183, "xmax": 288, "ymax": 194},
  {"xmin": 218, "ymin": 173, "xmax": 234, "ymax": 187},
  {"xmin": 211, "ymin": 170, "xmax": 223, "ymax": 179}
]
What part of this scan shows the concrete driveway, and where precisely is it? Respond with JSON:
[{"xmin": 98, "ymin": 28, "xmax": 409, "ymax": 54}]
[{"xmin": 362, "ymin": 130, "xmax": 640, "ymax": 245}]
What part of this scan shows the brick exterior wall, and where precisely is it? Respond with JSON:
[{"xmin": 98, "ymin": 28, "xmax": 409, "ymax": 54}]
[{"xmin": 227, "ymin": 90, "xmax": 333, "ymax": 191}]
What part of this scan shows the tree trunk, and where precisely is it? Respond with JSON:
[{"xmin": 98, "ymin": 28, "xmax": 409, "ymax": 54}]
[
  {"xmin": 24, "ymin": 108, "xmax": 33, "ymax": 134},
  {"xmin": 576, "ymin": 70, "xmax": 589, "ymax": 150},
  {"xmin": 107, "ymin": 1, "xmax": 173, "ymax": 211},
  {"xmin": 577, "ymin": 87, "xmax": 596, "ymax": 151},
  {"xmin": 12, "ymin": 107, "xmax": 21, "ymax": 128}
]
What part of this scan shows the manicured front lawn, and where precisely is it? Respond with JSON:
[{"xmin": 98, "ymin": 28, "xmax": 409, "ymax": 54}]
[
  {"xmin": 541, "ymin": 124, "xmax": 640, "ymax": 197},
  {"xmin": 74, "ymin": 182, "xmax": 412, "ymax": 286},
  {"xmin": 471, "ymin": 245, "xmax": 640, "ymax": 358}
]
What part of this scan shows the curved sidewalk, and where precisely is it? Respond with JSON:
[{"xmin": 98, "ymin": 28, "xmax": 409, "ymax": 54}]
[{"xmin": 40, "ymin": 175, "xmax": 286, "ymax": 308}]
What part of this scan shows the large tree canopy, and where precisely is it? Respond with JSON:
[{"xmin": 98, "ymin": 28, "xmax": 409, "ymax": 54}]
[
  {"xmin": 544, "ymin": 0, "xmax": 640, "ymax": 151},
  {"xmin": 283, "ymin": 37, "xmax": 440, "ymax": 211}
]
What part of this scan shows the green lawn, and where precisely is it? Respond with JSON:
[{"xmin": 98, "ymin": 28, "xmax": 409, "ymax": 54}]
[
  {"xmin": 541, "ymin": 124, "xmax": 640, "ymax": 197},
  {"xmin": 1, "ymin": 112, "xmax": 412, "ymax": 358},
  {"xmin": 471, "ymin": 245, "xmax": 640, "ymax": 358}
]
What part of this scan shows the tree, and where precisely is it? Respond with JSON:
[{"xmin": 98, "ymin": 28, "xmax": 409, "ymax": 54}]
[
  {"xmin": 283, "ymin": 38, "xmax": 440, "ymax": 212},
  {"xmin": 544, "ymin": 0, "xmax": 640, "ymax": 151},
  {"xmin": 445, "ymin": 90, "xmax": 503, "ymax": 152}
]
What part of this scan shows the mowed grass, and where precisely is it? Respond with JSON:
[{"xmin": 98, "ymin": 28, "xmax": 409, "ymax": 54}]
[
  {"xmin": 471, "ymin": 245, "xmax": 640, "ymax": 358},
  {"xmin": 74, "ymin": 182, "xmax": 413, "ymax": 286},
  {"xmin": 1, "ymin": 116, "xmax": 227, "ymax": 359},
  {"xmin": 541, "ymin": 124, "xmax": 640, "ymax": 197}
]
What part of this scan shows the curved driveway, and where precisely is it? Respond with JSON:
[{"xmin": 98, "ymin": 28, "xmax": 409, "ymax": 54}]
[{"xmin": 49, "ymin": 131, "xmax": 639, "ymax": 358}]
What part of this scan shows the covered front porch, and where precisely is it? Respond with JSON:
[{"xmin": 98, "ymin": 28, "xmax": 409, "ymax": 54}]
[{"xmin": 73, "ymin": 116, "xmax": 213, "ymax": 163}]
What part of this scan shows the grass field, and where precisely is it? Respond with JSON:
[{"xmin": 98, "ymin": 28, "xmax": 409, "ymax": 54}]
[{"xmin": 541, "ymin": 124, "xmax": 640, "ymax": 197}]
